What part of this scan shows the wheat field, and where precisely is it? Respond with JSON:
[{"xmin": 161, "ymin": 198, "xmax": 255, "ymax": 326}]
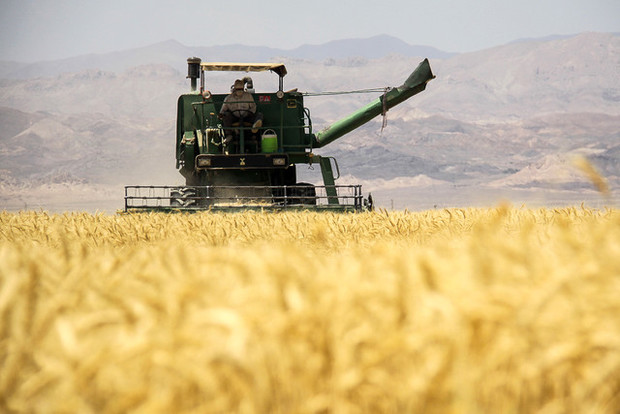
[{"xmin": 1, "ymin": 207, "xmax": 619, "ymax": 413}]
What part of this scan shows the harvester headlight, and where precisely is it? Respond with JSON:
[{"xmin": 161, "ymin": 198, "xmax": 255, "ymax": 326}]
[
  {"xmin": 198, "ymin": 158, "xmax": 211, "ymax": 167},
  {"xmin": 272, "ymin": 157, "xmax": 286, "ymax": 166}
]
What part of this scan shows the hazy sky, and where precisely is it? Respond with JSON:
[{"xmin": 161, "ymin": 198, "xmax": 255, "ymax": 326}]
[{"xmin": 1, "ymin": 0, "xmax": 618, "ymax": 62}]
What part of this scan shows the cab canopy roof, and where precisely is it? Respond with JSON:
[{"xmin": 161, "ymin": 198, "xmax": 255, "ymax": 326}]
[{"xmin": 200, "ymin": 62, "xmax": 287, "ymax": 77}]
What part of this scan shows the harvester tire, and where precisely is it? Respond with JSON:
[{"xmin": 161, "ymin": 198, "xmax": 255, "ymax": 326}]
[{"xmin": 170, "ymin": 189, "xmax": 184, "ymax": 207}]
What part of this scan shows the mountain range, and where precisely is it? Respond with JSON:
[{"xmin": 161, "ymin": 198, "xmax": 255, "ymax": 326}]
[
  {"xmin": 0, "ymin": 34, "xmax": 454, "ymax": 80},
  {"xmin": 1, "ymin": 32, "xmax": 618, "ymax": 211}
]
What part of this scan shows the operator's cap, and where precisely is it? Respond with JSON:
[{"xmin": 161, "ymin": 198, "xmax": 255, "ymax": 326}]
[{"xmin": 233, "ymin": 79, "xmax": 244, "ymax": 90}]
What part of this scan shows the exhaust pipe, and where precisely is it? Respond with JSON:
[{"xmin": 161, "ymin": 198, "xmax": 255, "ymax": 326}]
[{"xmin": 187, "ymin": 57, "xmax": 202, "ymax": 92}]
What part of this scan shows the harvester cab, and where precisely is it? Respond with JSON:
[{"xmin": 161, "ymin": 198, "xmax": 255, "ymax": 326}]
[{"xmin": 124, "ymin": 57, "xmax": 435, "ymax": 212}]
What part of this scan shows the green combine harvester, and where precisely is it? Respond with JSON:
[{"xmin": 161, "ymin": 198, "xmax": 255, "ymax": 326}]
[{"xmin": 124, "ymin": 57, "xmax": 434, "ymax": 212}]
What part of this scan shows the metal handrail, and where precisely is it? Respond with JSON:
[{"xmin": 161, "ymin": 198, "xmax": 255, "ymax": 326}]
[{"xmin": 124, "ymin": 185, "xmax": 365, "ymax": 212}]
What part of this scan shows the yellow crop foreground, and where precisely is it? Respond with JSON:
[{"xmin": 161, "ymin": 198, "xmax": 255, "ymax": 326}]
[{"xmin": 1, "ymin": 207, "xmax": 619, "ymax": 413}]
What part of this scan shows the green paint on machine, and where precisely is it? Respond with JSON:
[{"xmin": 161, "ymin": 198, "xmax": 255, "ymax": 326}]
[{"xmin": 124, "ymin": 58, "xmax": 435, "ymax": 212}]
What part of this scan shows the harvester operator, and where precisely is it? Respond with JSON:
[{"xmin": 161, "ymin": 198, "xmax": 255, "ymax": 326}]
[{"xmin": 219, "ymin": 79, "xmax": 263, "ymax": 146}]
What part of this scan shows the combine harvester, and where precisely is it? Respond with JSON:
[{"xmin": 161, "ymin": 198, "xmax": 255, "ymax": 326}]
[{"xmin": 125, "ymin": 57, "xmax": 434, "ymax": 212}]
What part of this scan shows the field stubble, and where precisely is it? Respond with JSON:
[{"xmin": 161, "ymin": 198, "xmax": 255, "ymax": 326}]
[{"xmin": 1, "ymin": 207, "xmax": 619, "ymax": 413}]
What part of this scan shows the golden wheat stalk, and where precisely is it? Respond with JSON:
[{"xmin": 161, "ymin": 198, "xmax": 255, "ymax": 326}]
[{"xmin": 0, "ymin": 208, "xmax": 619, "ymax": 413}]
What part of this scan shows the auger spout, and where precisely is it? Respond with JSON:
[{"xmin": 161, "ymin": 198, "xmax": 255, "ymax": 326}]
[{"xmin": 312, "ymin": 58, "xmax": 435, "ymax": 148}]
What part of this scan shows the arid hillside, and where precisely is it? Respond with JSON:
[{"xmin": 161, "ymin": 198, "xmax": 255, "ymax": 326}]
[{"xmin": 1, "ymin": 33, "xmax": 618, "ymax": 211}]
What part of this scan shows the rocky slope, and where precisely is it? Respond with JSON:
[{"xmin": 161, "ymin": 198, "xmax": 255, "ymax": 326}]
[{"xmin": 1, "ymin": 32, "xmax": 618, "ymax": 211}]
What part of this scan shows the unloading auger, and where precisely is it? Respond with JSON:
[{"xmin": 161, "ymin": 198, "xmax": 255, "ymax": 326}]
[{"xmin": 124, "ymin": 58, "xmax": 434, "ymax": 212}]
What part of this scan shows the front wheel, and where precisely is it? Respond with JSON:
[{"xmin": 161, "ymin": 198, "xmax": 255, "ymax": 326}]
[
  {"xmin": 170, "ymin": 188, "xmax": 184, "ymax": 207},
  {"xmin": 170, "ymin": 187, "xmax": 197, "ymax": 208}
]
